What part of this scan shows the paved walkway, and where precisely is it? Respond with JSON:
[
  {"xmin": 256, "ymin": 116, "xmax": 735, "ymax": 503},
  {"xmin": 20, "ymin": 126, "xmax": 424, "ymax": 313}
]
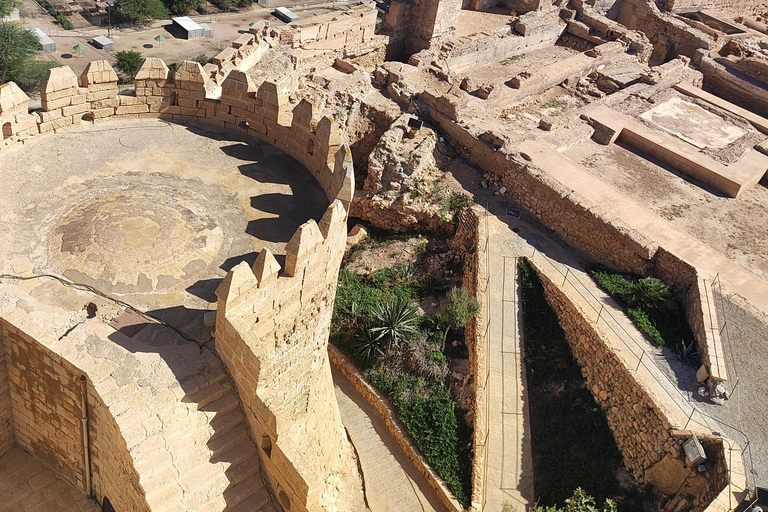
[
  {"xmin": 331, "ymin": 366, "xmax": 450, "ymax": 512},
  {"xmin": 482, "ymin": 216, "xmax": 534, "ymax": 512},
  {"xmin": 0, "ymin": 446, "xmax": 100, "ymax": 512}
]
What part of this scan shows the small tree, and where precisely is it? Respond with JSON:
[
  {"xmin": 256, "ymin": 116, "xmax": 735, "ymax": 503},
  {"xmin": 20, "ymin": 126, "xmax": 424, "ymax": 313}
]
[
  {"xmin": 114, "ymin": 50, "xmax": 144, "ymax": 79},
  {"xmin": 436, "ymin": 287, "xmax": 479, "ymax": 350},
  {"xmin": 114, "ymin": 0, "xmax": 168, "ymax": 23},
  {"xmin": 0, "ymin": 21, "xmax": 58, "ymax": 87},
  {"xmin": 531, "ymin": 488, "xmax": 616, "ymax": 512}
]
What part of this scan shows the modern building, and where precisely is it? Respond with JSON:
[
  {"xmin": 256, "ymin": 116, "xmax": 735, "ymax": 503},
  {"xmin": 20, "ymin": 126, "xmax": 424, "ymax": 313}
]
[
  {"xmin": 91, "ymin": 35, "xmax": 114, "ymax": 52},
  {"xmin": 27, "ymin": 28, "xmax": 55, "ymax": 53}
]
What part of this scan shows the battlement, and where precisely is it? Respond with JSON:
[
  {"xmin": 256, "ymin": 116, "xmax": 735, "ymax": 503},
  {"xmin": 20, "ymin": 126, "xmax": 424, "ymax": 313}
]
[{"xmin": 214, "ymin": 199, "xmax": 352, "ymax": 512}]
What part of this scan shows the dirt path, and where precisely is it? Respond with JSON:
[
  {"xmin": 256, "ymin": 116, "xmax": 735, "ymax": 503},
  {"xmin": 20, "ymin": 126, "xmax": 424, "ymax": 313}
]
[{"xmin": 331, "ymin": 365, "xmax": 450, "ymax": 512}]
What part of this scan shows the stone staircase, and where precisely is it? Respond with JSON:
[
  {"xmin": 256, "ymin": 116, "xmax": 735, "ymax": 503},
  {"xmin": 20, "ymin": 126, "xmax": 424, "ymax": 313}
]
[
  {"xmin": 125, "ymin": 348, "xmax": 278, "ymax": 512},
  {"xmin": 62, "ymin": 315, "xmax": 279, "ymax": 512}
]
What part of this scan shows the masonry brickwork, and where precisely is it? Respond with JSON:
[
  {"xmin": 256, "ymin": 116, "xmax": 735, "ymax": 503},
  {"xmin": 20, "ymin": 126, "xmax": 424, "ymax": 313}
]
[
  {"xmin": 532, "ymin": 263, "xmax": 738, "ymax": 512},
  {"xmin": 0, "ymin": 325, "xmax": 11, "ymax": 457},
  {"xmin": 0, "ymin": 315, "xmax": 152, "ymax": 512},
  {"xmin": 215, "ymin": 200, "xmax": 357, "ymax": 512}
]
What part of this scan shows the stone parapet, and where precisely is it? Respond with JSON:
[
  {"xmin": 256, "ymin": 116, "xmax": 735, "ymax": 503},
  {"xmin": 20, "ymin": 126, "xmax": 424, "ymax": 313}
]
[{"xmin": 214, "ymin": 199, "xmax": 362, "ymax": 512}]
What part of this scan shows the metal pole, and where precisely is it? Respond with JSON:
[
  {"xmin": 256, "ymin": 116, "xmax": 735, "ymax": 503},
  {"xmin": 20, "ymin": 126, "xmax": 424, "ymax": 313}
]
[{"xmin": 79, "ymin": 375, "xmax": 92, "ymax": 497}]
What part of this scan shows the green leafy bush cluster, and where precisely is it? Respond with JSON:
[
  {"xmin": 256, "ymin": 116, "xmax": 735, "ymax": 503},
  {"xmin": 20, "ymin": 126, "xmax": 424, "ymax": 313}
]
[
  {"xmin": 439, "ymin": 192, "xmax": 473, "ymax": 222},
  {"xmin": 532, "ymin": 488, "xmax": 617, "ymax": 512},
  {"xmin": 56, "ymin": 15, "xmax": 74, "ymax": 29},
  {"xmin": 332, "ymin": 244, "xmax": 478, "ymax": 507},
  {"xmin": 114, "ymin": 50, "xmax": 144, "ymax": 78},
  {"xmin": 368, "ymin": 369, "xmax": 471, "ymax": 506},
  {"xmin": 588, "ymin": 268, "xmax": 694, "ymax": 348}
]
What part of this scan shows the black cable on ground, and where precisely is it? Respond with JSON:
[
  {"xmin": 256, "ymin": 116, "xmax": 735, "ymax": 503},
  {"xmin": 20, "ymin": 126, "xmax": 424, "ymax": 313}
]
[{"xmin": 0, "ymin": 273, "xmax": 205, "ymax": 349}]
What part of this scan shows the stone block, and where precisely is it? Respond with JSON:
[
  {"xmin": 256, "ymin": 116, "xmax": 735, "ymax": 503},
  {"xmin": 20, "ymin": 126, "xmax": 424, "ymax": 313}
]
[{"xmin": 115, "ymin": 104, "xmax": 149, "ymax": 115}]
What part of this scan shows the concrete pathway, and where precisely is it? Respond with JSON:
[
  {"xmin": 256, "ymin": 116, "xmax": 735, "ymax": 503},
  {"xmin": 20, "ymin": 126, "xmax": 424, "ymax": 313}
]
[
  {"xmin": 0, "ymin": 446, "xmax": 100, "ymax": 512},
  {"xmin": 481, "ymin": 214, "xmax": 535, "ymax": 512},
  {"xmin": 331, "ymin": 366, "xmax": 450, "ymax": 512}
]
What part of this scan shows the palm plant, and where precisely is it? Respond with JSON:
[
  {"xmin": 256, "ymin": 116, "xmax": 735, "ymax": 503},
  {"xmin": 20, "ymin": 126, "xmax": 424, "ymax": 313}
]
[
  {"xmin": 354, "ymin": 321, "xmax": 384, "ymax": 362},
  {"xmin": 625, "ymin": 277, "xmax": 675, "ymax": 312},
  {"xmin": 370, "ymin": 297, "xmax": 420, "ymax": 348}
]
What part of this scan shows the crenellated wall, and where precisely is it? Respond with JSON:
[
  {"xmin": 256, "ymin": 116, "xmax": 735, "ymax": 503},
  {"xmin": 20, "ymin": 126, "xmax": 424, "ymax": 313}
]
[
  {"xmin": 0, "ymin": 54, "xmax": 354, "ymax": 211},
  {"xmin": 214, "ymin": 199, "xmax": 355, "ymax": 512}
]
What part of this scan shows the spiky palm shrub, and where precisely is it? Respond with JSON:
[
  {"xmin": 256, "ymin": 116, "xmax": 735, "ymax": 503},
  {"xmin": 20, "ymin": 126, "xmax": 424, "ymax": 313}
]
[
  {"xmin": 354, "ymin": 321, "xmax": 384, "ymax": 362},
  {"xmin": 370, "ymin": 297, "xmax": 420, "ymax": 348},
  {"xmin": 625, "ymin": 277, "xmax": 674, "ymax": 312}
]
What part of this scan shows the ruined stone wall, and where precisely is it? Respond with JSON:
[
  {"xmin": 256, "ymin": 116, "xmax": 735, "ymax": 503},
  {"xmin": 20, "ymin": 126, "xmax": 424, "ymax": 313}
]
[
  {"xmin": 1, "ymin": 318, "xmax": 87, "ymax": 490},
  {"xmin": 214, "ymin": 199, "xmax": 353, "ymax": 512},
  {"xmin": 614, "ymin": 0, "xmax": 715, "ymax": 60},
  {"xmin": 437, "ymin": 12, "xmax": 567, "ymax": 73},
  {"xmin": 449, "ymin": 207, "xmax": 489, "ymax": 512},
  {"xmin": 659, "ymin": 0, "xmax": 768, "ymax": 13},
  {"xmin": 700, "ymin": 56, "xmax": 768, "ymax": 117},
  {"xmin": 421, "ymin": 91, "xmax": 654, "ymax": 275}
]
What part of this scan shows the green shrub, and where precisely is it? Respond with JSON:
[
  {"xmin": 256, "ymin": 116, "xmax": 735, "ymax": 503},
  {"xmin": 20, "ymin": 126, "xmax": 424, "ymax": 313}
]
[
  {"xmin": 369, "ymin": 296, "xmax": 420, "ymax": 348},
  {"xmin": 57, "ymin": 15, "xmax": 74, "ymax": 30},
  {"xmin": 532, "ymin": 488, "xmax": 617, "ymax": 512},
  {"xmin": 588, "ymin": 268, "xmax": 693, "ymax": 349},
  {"xmin": 368, "ymin": 370, "xmax": 471, "ymax": 506},
  {"xmin": 114, "ymin": 50, "xmax": 144, "ymax": 77},
  {"xmin": 439, "ymin": 192, "xmax": 473, "ymax": 222}
]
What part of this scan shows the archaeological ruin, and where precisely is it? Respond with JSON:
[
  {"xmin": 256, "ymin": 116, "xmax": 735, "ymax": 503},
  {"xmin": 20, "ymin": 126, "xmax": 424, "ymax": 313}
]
[{"xmin": 1, "ymin": 0, "xmax": 768, "ymax": 510}]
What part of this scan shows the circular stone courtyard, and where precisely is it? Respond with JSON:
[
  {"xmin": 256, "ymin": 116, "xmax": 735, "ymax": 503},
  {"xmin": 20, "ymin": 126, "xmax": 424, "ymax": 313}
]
[{"xmin": 0, "ymin": 119, "xmax": 329, "ymax": 316}]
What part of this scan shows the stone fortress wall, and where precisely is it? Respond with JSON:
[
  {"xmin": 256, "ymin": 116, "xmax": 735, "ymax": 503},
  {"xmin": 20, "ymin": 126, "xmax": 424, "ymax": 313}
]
[
  {"xmin": 0, "ymin": 314, "xmax": 152, "ymax": 512},
  {"xmin": 0, "ymin": 16, "xmax": 370, "ymax": 512}
]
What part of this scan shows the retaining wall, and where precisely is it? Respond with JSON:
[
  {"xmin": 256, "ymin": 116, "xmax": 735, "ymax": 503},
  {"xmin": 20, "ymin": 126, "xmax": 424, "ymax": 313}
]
[
  {"xmin": 328, "ymin": 345, "xmax": 463, "ymax": 512},
  {"xmin": 450, "ymin": 207, "xmax": 489, "ymax": 512},
  {"xmin": 530, "ymin": 260, "xmax": 740, "ymax": 511},
  {"xmin": 0, "ymin": 315, "xmax": 151, "ymax": 512}
]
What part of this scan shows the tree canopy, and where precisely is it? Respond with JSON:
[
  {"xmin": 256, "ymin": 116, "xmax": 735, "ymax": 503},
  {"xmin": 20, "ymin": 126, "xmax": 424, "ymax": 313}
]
[
  {"xmin": 0, "ymin": 0, "xmax": 14, "ymax": 18},
  {"xmin": 114, "ymin": 50, "xmax": 144, "ymax": 78},
  {"xmin": 114, "ymin": 0, "xmax": 168, "ymax": 23},
  {"xmin": 0, "ymin": 21, "xmax": 57, "ymax": 88}
]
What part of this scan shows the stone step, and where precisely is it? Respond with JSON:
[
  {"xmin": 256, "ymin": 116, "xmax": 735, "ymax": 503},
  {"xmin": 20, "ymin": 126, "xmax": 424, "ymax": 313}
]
[
  {"xmin": 221, "ymin": 473, "xmax": 267, "ymax": 510},
  {"xmin": 208, "ymin": 423, "xmax": 249, "ymax": 456},
  {"xmin": 224, "ymin": 489, "xmax": 274, "ymax": 512},
  {"xmin": 186, "ymin": 380, "xmax": 234, "ymax": 411},
  {"xmin": 181, "ymin": 367, "xmax": 230, "ymax": 398},
  {"xmin": 224, "ymin": 453, "xmax": 260, "ymax": 485},
  {"xmin": 211, "ymin": 438, "xmax": 257, "ymax": 467},
  {"xmin": 209, "ymin": 408, "xmax": 245, "ymax": 433},
  {"xmin": 142, "ymin": 465, "xmax": 181, "ymax": 496},
  {"xmin": 203, "ymin": 391, "xmax": 240, "ymax": 417}
]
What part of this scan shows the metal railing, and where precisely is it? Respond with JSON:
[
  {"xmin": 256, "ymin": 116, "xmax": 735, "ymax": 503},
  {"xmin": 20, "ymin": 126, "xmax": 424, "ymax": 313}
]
[{"xmin": 473, "ymin": 209, "xmax": 758, "ymax": 510}]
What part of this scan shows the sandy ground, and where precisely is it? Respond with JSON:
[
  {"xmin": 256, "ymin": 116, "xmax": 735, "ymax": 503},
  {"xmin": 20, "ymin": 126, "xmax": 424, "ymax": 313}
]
[
  {"xmin": 16, "ymin": 0, "xmax": 354, "ymax": 80},
  {"xmin": 0, "ymin": 118, "xmax": 328, "ymax": 313},
  {"xmin": 573, "ymin": 139, "xmax": 768, "ymax": 282}
]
